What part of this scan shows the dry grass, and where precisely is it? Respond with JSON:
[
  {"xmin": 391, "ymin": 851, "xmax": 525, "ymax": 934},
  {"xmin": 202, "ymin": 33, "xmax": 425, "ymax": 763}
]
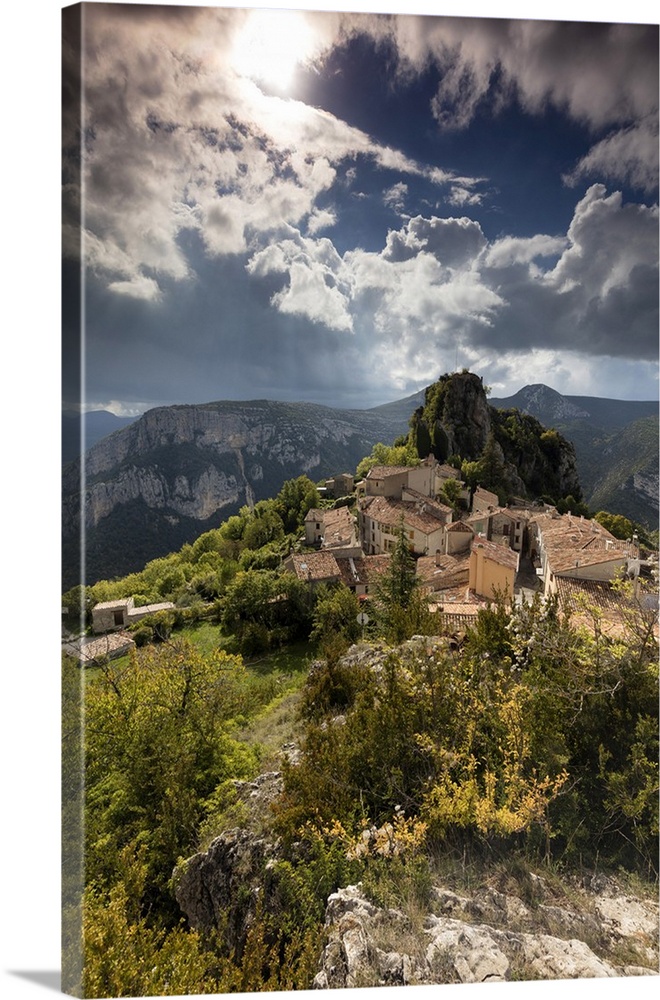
[{"xmin": 236, "ymin": 689, "xmax": 304, "ymax": 769}]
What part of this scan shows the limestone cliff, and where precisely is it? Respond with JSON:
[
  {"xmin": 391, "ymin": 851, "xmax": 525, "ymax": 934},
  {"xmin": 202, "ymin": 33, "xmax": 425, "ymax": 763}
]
[{"xmin": 62, "ymin": 399, "xmax": 409, "ymax": 587}]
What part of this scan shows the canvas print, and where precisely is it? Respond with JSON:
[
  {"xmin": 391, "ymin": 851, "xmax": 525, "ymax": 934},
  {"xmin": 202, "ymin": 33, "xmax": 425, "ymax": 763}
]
[{"xmin": 61, "ymin": 2, "xmax": 659, "ymax": 997}]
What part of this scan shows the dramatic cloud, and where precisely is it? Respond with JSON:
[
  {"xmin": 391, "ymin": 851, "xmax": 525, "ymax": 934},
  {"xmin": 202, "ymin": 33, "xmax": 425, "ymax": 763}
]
[
  {"xmin": 65, "ymin": 5, "xmax": 483, "ymax": 302},
  {"xmin": 62, "ymin": 5, "xmax": 658, "ymax": 410},
  {"xmin": 246, "ymin": 230, "xmax": 353, "ymax": 332},
  {"xmin": 379, "ymin": 16, "xmax": 659, "ymax": 193},
  {"xmin": 383, "ymin": 216, "xmax": 487, "ymax": 266},
  {"xmin": 563, "ymin": 117, "xmax": 659, "ymax": 195}
]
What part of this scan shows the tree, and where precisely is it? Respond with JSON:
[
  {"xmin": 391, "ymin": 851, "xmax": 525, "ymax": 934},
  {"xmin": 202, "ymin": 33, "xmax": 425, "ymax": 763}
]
[
  {"xmin": 593, "ymin": 510, "xmax": 635, "ymax": 540},
  {"xmin": 356, "ymin": 441, "xmax": 420, "ymax": 479},
  {"xmin": 275, "ymin": 476, "xmax": 320, "ymax": 533},
  {"xmin": 311, "ymin": 584, "xmax": 361, "ymax": 647},
  {"xmin": 374, "ymin": 518, "xmax": 421, "ymax": 642},
  {"xmin": 478, "ymin": 431, "xmax": 508, "ymax": 497},
  {"xmin": 84, "ymin": 642, "xmax": 260, "ymax": 919},
  {"xmin": 438, "ymin": 476, "xmax": 463, "ymax": 512}
]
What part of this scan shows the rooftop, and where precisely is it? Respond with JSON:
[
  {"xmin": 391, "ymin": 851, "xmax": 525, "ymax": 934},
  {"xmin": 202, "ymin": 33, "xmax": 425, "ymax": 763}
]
[
  {"xmin": 416, "ymin": 552, "xmax": 471, "ymax": 591},
  {"xmin": 336, "ymin": 553, "xmax": 391, "ymax": 589},
  {"xmin": 532, "ymin": 513, "xmax": 635, "ymax": 573},
  {"xmin": 366, "ymin": 465, "xmax": 414, "ymax": 479},
  {"xmin": 554, "ymin": 576, "xmax": 659, "ymax": 639},
  {"xmin": 472, "ymin": 537, "xmax": 520, "ymax": 571},
  {"xmin": 361, "ymin": 495, "xmax": 449, "ymax": 535},
  {"xmin": 286, "ymin": 551, "xmax": 341, "ymax": 582}
]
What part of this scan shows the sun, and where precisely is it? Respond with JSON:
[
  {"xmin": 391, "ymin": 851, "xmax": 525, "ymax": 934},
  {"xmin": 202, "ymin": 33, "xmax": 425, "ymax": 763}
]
[{"xmin": 231, "ymin": 9, "xmax": 318, "ymax": 93}]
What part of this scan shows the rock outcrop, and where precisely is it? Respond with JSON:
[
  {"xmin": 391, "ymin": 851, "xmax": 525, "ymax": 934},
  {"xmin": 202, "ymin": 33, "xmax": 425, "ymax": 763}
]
[
  {"xmin": 314, "ymin": 879, "xmax": 659, "ymax": 989},
  {"xmin": 173, "ymin": 750, "xmax": 658, "ymax": 990},
  {"xmin": 408, "ymin": 372, "xmax": 582, "ymax": 502},
  {"xmin": 174, "ymin": 826, "xmax": 279, "ymax": 956}
]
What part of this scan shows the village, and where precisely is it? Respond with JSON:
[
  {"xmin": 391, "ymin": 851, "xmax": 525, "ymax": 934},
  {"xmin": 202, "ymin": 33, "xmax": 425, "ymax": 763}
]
[
  {"xmin": 286, "ymin": 457, "xmax": 658, "ymax": 633},
  {"xmin": 73, "ymin": 454, "xmax": 659, "ymax": 665}
]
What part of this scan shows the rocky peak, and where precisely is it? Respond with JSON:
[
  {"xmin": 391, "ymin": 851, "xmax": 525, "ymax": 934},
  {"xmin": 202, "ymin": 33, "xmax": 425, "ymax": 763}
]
[{"xmin": 508, "ymin": 384, "xmax": 591, "ymax": 423}]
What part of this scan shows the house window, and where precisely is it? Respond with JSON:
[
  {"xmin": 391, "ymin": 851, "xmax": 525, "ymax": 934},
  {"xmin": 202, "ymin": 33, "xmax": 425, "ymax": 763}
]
[{"xmin": 502, "ymin": 524, "xmax": 510, "ymax": 536}]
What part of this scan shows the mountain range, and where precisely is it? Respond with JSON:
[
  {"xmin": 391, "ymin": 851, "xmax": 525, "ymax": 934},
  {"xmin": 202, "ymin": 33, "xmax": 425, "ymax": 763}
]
[{"xmin": 62, "ymin": 382, "xmax": 658, "ymax": 589}]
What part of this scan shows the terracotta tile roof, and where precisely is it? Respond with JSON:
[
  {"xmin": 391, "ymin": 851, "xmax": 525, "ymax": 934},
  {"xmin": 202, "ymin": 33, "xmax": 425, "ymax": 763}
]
[
  {"xmin": 554, "ymin": 577, "xmax": 659, "ymax": 639},
  {"xmin": 287, "ymin": 551, "xmax": 341, "ymax": 582},
  {"xmin": 436, "ymin": 464, "xmax": 464, "ymax": 479},
  {"xmin": 366, "ymin": 465, "xmax": 413, "ymax": 479},
  {"xmin": 532, "ymin": 513, "xmax": 634, "ymax": 573},
  {"xmin": 417, "ymin": 552, "xmax": 471, "ymax": 590},
  {"xmin": 305, "ymin": 506, "xmax": 357, "ymax": 546},
  {"xmin": 336, "ymin": 553, "xmax": 391, "ymax": 588},
  {"xmin": 361, "ymin": 495, "xmax": 449, "ymax": 536},
  {"xmin": 471, "ymin": 537, "xmax": 519, "ymax": 571},
  {"xmin": 126, "ymin": 602, "xmax": 175, "ymax": 618},
  {"xmin": 64, "ymin": 631, "xmax": 136, "ymax": 664},
  {"xmin": 428, "ymin": 584, "xmax": 490, "ymax": 618},
  {"xmin": 446, "ymin": 520, "xmax": 474, "ymax": 533},
  {"xmin": 323, "ymin": 507, "xmax": 354, "ymax": 527},
  {"xmin": 467, "ymin": 506, "xmax": 518, "ymax": 526},
  {"xmin": 404, "ymin": 488, "xmax": 453, "ymax": 520},
  {"xmin": 93, "ymin": 598, "xmax": 131, "ymax": 610}
]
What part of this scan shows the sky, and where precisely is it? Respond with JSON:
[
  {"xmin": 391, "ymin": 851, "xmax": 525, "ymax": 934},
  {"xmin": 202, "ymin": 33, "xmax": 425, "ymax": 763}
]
[{"xmin": 61, "ymin": 0, "xmax": 659, "ymax": 415}]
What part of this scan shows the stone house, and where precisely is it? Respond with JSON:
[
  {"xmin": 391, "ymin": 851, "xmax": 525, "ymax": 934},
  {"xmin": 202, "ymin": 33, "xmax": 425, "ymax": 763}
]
[
  {"xmin": 438, "ymin": 520, "xmax": 474, "ymax": 556},
  {"xmin": 364, "ymin": 462, "xmax": 435, "ymax": 499},
  {"xmin": 282, "ymin": 551, "xmax": 342, "ymax": 587},
  {"xmin": 358, "ymin": 495, "xmax": 448, "ymax": 557},
  {"xmin": 416, "ymin": 551, "xmax": 471, "ymax": 595},
  {"xmin": 467, "ymin": 507, "xmax": 526, "ymax": 552},
  {"xmin": 63, "ymin": 631, "xmax": 136, "ymax": 665},
  {"xmin": 304, "ymin": 506, "xmax": 357, "ymax": 549},
  {"xmin": 325, "ymin": 473, "xmax": 355, "ymax": 498},
  {"xmin": 91, "ymin": 597, "xmax": 176, "ymax": 634},
  {"xmin": 471, "ymin": 486, "xmax": 500, "ymax": 513}
]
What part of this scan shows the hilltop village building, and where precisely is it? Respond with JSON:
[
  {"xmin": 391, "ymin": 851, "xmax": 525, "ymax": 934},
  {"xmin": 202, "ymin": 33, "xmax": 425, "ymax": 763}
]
[
  {"xmin": 285, "ymin": 458, "xmax": 656, "ymax": 634},
  {"xmin": 529, "ymin": 511, "xmax": 640, "ymax": 596},
  {"xmin": 304, "ymin": 506, "xmax": 358, "ymax": 551},
  {"xmin": 282, "ymin": 550, "xmax": 389, "ymax": 597},
  {"xmin": 91, "ymin": 597, "xmax": 176, "ymax": 634}
]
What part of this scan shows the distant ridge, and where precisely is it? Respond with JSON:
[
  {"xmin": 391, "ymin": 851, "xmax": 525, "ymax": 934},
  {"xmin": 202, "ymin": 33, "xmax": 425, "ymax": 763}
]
[
  {"xmin": 62, "ymin": 409, "xmax": 139, "ymax": 465},
  {"xmin": 491, "ymin": 384, "xmax": 658, "ymax": 432},
  {"xmin": 491, "ymin": 384, "xmax": 658, "ymax": 527}
]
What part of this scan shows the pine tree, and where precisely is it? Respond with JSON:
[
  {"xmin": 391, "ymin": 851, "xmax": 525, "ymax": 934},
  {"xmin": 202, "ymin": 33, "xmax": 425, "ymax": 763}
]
[{"xmin": 379, "ymin": 516, "xmax": 418, "ymax": 608}]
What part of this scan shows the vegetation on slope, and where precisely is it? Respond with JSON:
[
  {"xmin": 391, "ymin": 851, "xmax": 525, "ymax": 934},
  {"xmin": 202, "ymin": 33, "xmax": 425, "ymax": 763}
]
[{"xmin": 62, "ymin": 413, "xmax": 659, "ymax": 996}]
